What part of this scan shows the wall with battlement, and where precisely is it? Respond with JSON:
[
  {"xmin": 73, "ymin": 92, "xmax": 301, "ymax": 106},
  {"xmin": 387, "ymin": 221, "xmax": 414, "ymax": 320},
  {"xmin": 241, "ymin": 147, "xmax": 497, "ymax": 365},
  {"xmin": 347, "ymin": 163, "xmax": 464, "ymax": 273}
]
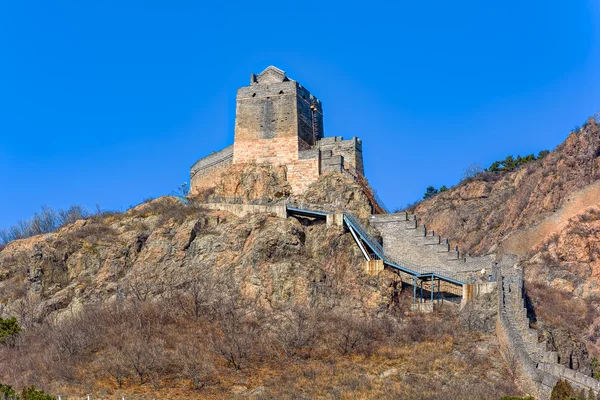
[
  {"xmin": 370, "ymin": 212, "xmax": 494, "ymax": 275},
  {"xmin": 190, "ymin": 145, "xmax": 233, "ymax": 178},
  {"xmin": 317, "ymin": 136, "xmax": 364, "ymax": 176},
  {"xmin": 497, "ymin": 266, "xmax": 600, "ymax": 398},
  {"xmin": 190, "ymin": 145, "xmax": 234, "ymax": 195},
  {"xmin": 189, "ymin": 67, "xmax": 371, "ymax": 198}
]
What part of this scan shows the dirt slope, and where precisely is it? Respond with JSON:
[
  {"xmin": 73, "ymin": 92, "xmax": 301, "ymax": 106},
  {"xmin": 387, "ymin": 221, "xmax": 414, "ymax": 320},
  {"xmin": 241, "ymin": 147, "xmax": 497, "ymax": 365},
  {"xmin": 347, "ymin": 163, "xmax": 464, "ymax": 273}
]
[{"xmin": 412, "ymin": 118, "xmax": 600, "ymax": 256}]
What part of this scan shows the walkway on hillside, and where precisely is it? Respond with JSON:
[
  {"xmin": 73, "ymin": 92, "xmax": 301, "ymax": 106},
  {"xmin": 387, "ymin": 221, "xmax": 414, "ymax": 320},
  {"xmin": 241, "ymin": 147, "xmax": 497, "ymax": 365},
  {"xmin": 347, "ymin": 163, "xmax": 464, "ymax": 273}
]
[{"xmin": 285, "ymin": 201, "xmax": 472, "ymax": 301}]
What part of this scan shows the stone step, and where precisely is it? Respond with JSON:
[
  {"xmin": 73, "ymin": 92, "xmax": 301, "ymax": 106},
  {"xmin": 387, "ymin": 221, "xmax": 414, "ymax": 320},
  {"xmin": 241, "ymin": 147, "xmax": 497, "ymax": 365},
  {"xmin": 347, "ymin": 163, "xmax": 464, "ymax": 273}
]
[
  {"xmin": 422, "ymin": 235, "xmax": 441, "ymax": 245},
  {"xmin": 404, "ymin": 219, "xmax": 418, "ymax": 229},
  {"xmin": 436, "ymin": 241, "xmax": 450, "ymax": 253},
  {"xmin": 414, "ymin": 225, "xmax": 426, "ymax": 237}
]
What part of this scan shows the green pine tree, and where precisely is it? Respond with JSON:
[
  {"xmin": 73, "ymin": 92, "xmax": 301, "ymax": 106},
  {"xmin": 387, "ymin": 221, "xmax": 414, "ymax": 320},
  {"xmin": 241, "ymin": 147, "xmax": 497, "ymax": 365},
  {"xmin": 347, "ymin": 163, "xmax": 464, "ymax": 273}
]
[{"xmin": 550, "ymin": 379, "xmax": 574, "ymax": 400}]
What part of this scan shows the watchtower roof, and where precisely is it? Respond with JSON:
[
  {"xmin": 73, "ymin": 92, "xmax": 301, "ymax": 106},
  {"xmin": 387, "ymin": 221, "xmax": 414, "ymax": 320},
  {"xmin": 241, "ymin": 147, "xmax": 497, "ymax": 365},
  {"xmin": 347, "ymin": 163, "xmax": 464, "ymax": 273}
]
[{"xmin": 251, "ymin": 66, "xmax": 291, "ymax": 85}]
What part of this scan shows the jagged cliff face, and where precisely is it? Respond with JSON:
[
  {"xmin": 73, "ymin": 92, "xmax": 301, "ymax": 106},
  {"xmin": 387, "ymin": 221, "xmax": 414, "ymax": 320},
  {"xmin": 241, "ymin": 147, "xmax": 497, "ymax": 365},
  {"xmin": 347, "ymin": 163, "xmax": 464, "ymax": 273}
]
[
  {"xmin": 297, "ymin": 172, "xmax": 373, "ymax": 218},
  {"xmin": 411, "ymin": 119, "xmax": 600, "ymax": 369},
  {"xmin": 0, "ymin": 176, "xmax": 519, "ymax": 399},
  {"xmin": 193, "ymin": 163, "xmax": 292, "ymax": 201},
  {"xmin": 412, "ymin": 119, "xmax": 600, "ymax": 256},
  {"xmin": 0, "ymin": 196, "xmax": 398, "ymax": 323}
]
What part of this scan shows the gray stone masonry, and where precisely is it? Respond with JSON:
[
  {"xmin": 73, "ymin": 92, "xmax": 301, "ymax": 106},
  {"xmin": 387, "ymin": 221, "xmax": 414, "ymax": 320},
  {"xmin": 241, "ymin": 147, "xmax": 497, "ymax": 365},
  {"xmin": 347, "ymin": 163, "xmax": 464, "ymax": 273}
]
[
  {"xmin": 497, "ymin": 266, "xmax": 600, "ymax": 398},
  {"xmin": 317, "ymin": 136, "xmax": 364, "ymax": 176},
  {"xmin": 190, "ymin": 145, "xmax": 234, "ymax": 179},
  {"xmin": 237, "ymin": 66, "xmax": 323, "ymax": 146},
  {"xmin": 370, "ymin": 212, "xmax": 494, "ymax": 275},
  {"xmin": 320, "ymin": 150, "xmax": 344, "ymax": 174}
]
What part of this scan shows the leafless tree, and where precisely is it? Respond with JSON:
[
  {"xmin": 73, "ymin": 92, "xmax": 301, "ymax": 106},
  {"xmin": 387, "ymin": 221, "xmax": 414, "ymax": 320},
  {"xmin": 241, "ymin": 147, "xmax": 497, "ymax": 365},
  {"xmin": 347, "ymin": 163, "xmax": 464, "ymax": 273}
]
[
  {"xmin": 270, "ymin": 304, "xmax": 320, "ymax": 359},
  {"xmin": 327, "ymin": 312, "xmax": 380, "ymax": 357},
  {"xmin": 175, "ymin": 271, "xmax": 217, "ymax": 320},
  {"xmin": 175, "ymin": 341, "xmax": 214, "ymax": 390},
  {"xmin": 99, "ymin": 347, "xmax": 130, "ymax": 388},
  {"xmin": 126, "ymin": 268, "xmax": 163, "ymax": 303},
  {"xmin": 10, "ymin": 292, "xmax": 42, "ymax": 329},
  {"xmin": 123, "ymin": 336, "xmax": 164, "ymax": 385},
  {"xmin": 209, "ymin": 291, "xmax": 264, "ymax": 370},
  {"xmin": 463, "ymin": 163, "xmax": 484, "ymax": 181}
]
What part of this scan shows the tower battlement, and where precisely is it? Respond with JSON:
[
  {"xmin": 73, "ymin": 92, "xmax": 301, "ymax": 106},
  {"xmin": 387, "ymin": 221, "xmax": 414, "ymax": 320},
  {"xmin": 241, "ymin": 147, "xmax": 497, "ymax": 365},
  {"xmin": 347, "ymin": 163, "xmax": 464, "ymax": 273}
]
[{"xmin": 190, "ymin": 66, "xmax": 364, "ymax": 195}]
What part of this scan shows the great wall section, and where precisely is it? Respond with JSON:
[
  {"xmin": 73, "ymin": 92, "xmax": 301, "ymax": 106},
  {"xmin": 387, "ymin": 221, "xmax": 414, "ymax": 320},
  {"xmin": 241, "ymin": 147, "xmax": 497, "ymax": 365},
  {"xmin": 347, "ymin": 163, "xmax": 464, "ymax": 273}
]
[{"xmin": 187, "ymin": 66, "xmax": 600, "ymax": 399}]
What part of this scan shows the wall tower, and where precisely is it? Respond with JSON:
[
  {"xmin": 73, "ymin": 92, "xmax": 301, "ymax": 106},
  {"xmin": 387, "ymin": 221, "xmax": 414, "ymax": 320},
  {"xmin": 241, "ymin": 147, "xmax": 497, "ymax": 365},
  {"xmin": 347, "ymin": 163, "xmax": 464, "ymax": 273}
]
[{"xmin": 233, "ymin": 66, "xmax": 324, "ymax": 165}]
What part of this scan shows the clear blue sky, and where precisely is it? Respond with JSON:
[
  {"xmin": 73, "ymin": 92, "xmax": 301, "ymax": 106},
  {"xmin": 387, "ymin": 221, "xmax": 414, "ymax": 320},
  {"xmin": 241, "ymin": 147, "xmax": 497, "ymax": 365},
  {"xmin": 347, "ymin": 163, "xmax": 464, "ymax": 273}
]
[{"xmin": 1, "ymin": 1, "xmax": 599, "ymax": 229}]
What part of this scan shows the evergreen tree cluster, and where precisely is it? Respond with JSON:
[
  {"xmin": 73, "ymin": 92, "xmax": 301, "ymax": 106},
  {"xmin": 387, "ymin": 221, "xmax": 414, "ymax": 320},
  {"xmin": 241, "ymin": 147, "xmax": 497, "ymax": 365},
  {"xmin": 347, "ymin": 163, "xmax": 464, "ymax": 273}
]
[
  {"xmin": 549, "ymin": 379, "xmax": 598, "ymax": 400},
  {"xmin": 0, "ymin": 318, "xmax": 20, "ymax": 345},
  {"xmin": 423, "ymin": 185, "xmax": 448, "ymax": 200},
  {"xmin": 0, "ymin": 384, "xmax": 54, "ymax": 400},
  {"xmin": 488, "ymin": 150, "xmax": 549, "ymax": 173}
]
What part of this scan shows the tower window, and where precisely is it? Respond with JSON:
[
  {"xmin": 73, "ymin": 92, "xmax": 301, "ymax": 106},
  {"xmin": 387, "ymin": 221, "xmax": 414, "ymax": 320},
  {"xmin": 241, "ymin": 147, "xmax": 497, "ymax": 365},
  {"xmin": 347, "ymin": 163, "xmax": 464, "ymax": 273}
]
[
  {"xmin": 279, "ymin": 90, "xmax": 284, "ymax": 94},
  {"xmin": 252, "ymin": 93, "xmax": 256, "ymax": 97}
]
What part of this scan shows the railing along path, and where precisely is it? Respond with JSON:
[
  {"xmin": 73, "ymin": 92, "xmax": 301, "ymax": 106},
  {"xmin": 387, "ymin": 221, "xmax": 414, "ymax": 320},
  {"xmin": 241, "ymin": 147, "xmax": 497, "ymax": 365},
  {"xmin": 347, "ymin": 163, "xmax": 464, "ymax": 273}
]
[{"xmin": 285, "ymin": 200, "xmax": 469, "ymax": 285}]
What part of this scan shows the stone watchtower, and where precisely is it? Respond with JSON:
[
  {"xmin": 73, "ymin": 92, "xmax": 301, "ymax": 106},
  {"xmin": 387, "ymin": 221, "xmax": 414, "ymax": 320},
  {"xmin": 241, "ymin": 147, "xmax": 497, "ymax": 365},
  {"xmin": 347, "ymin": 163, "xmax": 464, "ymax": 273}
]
[
  {"xmin": 233, "ymin": 66, "xmax": 324, "ymax": 165},
  {"xmin": 190, "ymin": 66, "xmax": 365, "ymax": 195}
]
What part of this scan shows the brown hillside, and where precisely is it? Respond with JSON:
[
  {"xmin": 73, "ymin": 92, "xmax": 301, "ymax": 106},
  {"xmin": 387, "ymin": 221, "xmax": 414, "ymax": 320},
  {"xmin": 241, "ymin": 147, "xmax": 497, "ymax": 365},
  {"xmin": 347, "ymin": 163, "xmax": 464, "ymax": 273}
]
[
  {"xmin": 0, "ymin": 173, "xmax": 519, "ymax": 399},
  {"xmin": 412, "ymin": 118, "xmax": 600, "ymax": 256}
]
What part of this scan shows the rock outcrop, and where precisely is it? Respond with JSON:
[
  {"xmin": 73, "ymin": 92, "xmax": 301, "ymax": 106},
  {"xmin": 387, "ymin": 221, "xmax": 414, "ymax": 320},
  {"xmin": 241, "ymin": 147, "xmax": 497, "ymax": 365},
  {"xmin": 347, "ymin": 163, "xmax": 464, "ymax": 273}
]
[
  {"xmin": 412, "ymin": 118, "xmax": 600, "ymax": 256},
  {"xmin": 0, "ymin": 194, "xmax": 399, "ymax": 323}
]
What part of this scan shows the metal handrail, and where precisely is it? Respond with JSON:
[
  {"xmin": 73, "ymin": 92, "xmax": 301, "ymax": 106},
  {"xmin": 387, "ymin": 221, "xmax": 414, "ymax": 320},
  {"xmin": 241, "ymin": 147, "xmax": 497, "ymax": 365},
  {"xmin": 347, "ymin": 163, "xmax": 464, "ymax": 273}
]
[{"xmin": 204, "ymin": 197, "xmax": 470, "ymax": 284}]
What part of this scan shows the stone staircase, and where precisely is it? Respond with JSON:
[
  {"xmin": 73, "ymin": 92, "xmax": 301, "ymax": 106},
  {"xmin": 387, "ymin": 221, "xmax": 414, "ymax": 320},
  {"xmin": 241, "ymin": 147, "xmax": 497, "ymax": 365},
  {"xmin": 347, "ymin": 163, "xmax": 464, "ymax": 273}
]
[
  {"xmin": 498, "ymin": 266, "xmax": 600, "ymax": 397},
  {"xmin": 370, "ymin": 212, "xmax": 494, "ymax": 277},
  {"xmin": 501, "ymin": 272, "xmax": 559, "ymax": 364}
]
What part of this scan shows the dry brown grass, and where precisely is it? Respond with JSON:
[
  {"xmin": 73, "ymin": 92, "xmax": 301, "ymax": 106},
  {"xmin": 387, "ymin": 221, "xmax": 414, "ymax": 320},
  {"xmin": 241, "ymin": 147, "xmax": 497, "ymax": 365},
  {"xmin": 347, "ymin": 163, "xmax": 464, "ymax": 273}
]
[
  {"xmin": 525, "ymin": 281, "xmax": 598, "ymax": 332},
  {"xmin": 0, "ymin": 288, "xmax": 520, "ymax": 399}
]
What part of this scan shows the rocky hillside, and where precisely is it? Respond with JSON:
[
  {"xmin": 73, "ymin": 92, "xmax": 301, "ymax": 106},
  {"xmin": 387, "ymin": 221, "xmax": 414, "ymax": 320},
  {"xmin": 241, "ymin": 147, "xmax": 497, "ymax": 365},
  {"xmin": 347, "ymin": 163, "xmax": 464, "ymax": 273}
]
[
  {"xmin": 411, "ymin": 117, "xmax": 600, "ymax": 374},
  {"xmin": 0, "ymin": 173, "xmax": 519, "ymax": 399},
  {"xmin": 412, "ymin": 118, "xmax": 600, "ymax": 256},
  {"xmin": 0, "ymin": 197, "xmax": 390, "ymax": 324}
]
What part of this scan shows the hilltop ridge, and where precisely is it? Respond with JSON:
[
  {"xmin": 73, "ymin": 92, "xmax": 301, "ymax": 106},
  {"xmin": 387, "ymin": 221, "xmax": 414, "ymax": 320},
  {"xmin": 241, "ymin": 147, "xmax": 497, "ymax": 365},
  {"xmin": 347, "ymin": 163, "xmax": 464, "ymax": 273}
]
[{"xmin": 412, "ymin": 118, "xmax": 600, "ymax": 256}]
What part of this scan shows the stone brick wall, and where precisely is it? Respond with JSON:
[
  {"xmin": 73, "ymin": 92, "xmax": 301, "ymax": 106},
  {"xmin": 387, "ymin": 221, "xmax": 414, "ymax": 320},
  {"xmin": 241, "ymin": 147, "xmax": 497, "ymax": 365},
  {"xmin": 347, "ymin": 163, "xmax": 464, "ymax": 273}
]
[
  {"xmin": 296, "ymin": 84, "xmax": 323, "ymax": 145},
  {"xmin": 318, "ymin": 136, "xmax": 364, "ymax": 176},
  {"xmin": 189, "ymin": 145, "xmax": 234, "ymax": 195},
  {"xmin": 233, "ymin": 136, "xmax": 299, "ymax": 165},
  {"xmin": 496, "ymin": 265, "xmax": 600, "ymax": 398},
  {"xmin": 190, "ymin": 145, "xmax": 233, "ymax": 179},
  {"xmin": 190, "ymin": 162, "xmax": 230, "ymax": 195},
  {"xmin": 287, "ymin": 157, "xmax": 320, "ymax": 194},
  {"xmin": 233, "ymin": 67, "xmax": 323, "ymax": 159},
  {"xmin": 370, "ymin": 213, "xmax": 494, "ymax": 275},
  {"xmin": 234, "ymin": 81, "xmax": 299, "ymax": 143}
]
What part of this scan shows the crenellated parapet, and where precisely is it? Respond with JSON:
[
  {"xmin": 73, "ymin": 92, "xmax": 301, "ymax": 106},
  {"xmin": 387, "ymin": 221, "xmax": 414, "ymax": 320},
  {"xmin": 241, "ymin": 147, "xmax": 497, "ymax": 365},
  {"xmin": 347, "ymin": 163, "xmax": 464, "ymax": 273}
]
[
  {"xmin": 370, "ymin": 212, "xmax": 495, "ymax": 277},
  {"xmin": 496, "ymin": 264, "xmax": 600, "ymax": 398}
]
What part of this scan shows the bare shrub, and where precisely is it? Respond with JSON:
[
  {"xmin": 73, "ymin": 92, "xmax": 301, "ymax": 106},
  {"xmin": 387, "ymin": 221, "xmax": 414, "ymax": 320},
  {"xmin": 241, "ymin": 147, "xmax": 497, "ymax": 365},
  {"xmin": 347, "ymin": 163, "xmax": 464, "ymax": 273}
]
[
  {"xmin": 174, "ymin": 271, "xmax": 218, "ymax": 320},
  {"xmin": 525, "ymin": 282, "xmax": 597, "ymax": 332},
  {"xmin": 270, "ymin": 304, "xmax": 321, "ymax": 359},
  {"xmin": 175, "ymin": 340, "xmax": 214, "ymax": 390},
  {"xmin": 49, "ymin": 315, "xmax": 95, "ymax": 360},
  {"xmin": 462, "ymin": 163, "xmax": 484, "ymax": 181},
  {"xmin": 123, "ymin": 336, "xmax": 165, "ymax": 385},
  {"xmin": 210, "ymin": 294, "xmax": 265, "ymax": 370},
  {"xmin": 125, "ymin": 268, "xmax": 168, "ymax": 302},
  {"xmin": 327, "ymin": 312, "xmax": 381, "ymax": 357},
  {"xmin": 130, "ymin": 198, "xmax": 203, "ymax": 225},
  {"xmin": 10, "ymin": 293, "xmax": 42, "ymax": 329},
  {"xmin": 0, "ymin": 205, "xmax": 90, "ymax": 244},
  {"xmin": 98, "ymin": 347, "xmax": 130, "ymax": 388}
]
